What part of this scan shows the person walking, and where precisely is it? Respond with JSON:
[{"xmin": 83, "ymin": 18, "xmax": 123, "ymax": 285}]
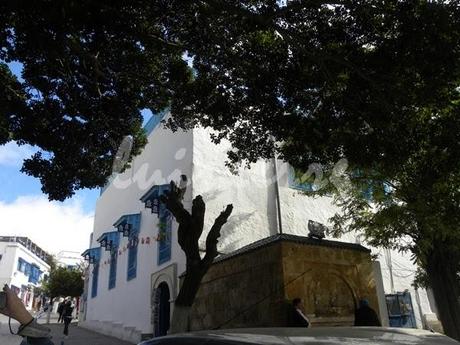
[
  {"xmin": 354, "ymin": 299, "xmax": 381, "ymax": 326},
  {"xmin": 288, "ymin": 298, "xmax": 311, "ymax": 327},
  {"xmin": 62, "ymin": 300, "xmax": 74, "ymax": 339},
  {"xmin": 57, "ymin": 301, "xmax": 65, "ymax": 323}
]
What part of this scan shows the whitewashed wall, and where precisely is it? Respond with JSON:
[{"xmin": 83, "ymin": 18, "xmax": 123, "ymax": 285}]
[
  {"xmin": 85, "ymin": 121, "xmax": 191, "ymax": 337},
  {"xmin": 191, "ymin": 129, "xmax": 437, "ymax": 328},
  {"xmin": 0, "ymin": 242, "xmax": 17, "ymax": 286},
  {"xmin": 87, "ymin": 124, "xmax": 438, "ymax": 338},
  {"xmin": 191, "ymin": 127, "xmax": 279, "ymax": 254}
]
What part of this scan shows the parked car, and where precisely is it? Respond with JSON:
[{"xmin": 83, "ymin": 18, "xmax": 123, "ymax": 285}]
[{"xmin": 139, "ymin": 327, "xmax": 460, "ymax": 345}]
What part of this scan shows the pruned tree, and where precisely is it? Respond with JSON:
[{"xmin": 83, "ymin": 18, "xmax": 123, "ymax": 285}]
[{"xmin": 160, "ymin": 180, "xmax": 233, "ymax": 333}]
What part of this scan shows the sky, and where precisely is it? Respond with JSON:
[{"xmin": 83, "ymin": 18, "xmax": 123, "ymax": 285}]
[
  {"xmin": 0, "ymin": 141, "xmax": 99, "ymax": 255},
  {"xmin": 0, "ymin": 62, "xmax": 152, "ymax": 256}
]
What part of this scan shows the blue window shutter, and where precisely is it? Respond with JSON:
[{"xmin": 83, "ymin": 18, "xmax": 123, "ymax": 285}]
[
  {"xmin": 91, "ymin": 264, "xmax": 99, "ymax": 298},
  {"xmin": 127, "ymin": 238, "xmax": 138, "ymax": 280},
  {"xmin": 109, "ymin": 251, "xmax": 117, "ymax": 289},
  {"xmin": 158, "ymin": 213, "xmax": 172, "ymax": 265},
  {"xmin": 158, "ymin": 184, "xmax": 172, "ymax": 265}
]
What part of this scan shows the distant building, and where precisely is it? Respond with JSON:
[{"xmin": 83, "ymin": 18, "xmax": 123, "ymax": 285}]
[
  {"xmin": 0, "ymin": 236, "xmax": 51, "ymax": 310},
  {"xmin": 55, "ymin": 250, "xmax": 83, "ymax": 270}
]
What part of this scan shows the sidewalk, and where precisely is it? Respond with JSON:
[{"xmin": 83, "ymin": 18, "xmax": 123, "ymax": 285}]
[
  {"xmin": 46, "ymin": 323, "xmax": 135, "ymax": 345},
  {"xmin": 1, "ymin": 314, "xmax": 135, "ymax": 345}
]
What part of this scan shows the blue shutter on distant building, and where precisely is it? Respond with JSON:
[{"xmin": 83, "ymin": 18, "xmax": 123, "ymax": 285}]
[
  {"xmin": 28, "ymin": 264, "xmax": 41, "ymax": 284},
  {"xmin": 17, "ymin": 258, "xmax": 24, "ymax": 272}
]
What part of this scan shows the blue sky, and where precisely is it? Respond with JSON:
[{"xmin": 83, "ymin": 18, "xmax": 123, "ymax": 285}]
[
  {"xmin": 0, "ymin": 145, "xmax": 100, "ymax": 213},
  {"xmin": 0, "ymin": 62, "xmax": 152, "ymax": 254}
]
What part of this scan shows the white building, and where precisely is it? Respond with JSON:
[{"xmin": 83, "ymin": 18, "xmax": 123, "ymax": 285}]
[
  {"xmin": 80, "ymin": 113, "xmax": 441, "ymax": 342},
  {"xmin": 0, "ymin": 236, "xmax": 50, "ymax": 310},
  {"xmin": 55, "ymin": 250, "xmax": 83, "ymax": 269}
]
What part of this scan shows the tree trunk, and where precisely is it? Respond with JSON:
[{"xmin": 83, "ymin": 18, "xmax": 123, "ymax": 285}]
[
  {"xmin": 175, "ymin": 266, "xmax": 207, "ymax": 307},
  {"xmin": 160, "ymin": 180, "xmax": 233, "ymax": 334},
  {"xmin": 426, "ymin": 246, "xmax": 460, "ymax": 341},
  {"xmin": 170, "ymin": 305, "xmax": 192, "ymax": 334},
  {"xmin": 170, "ymin": 266, "xmax": 207, "ymax": 334}
]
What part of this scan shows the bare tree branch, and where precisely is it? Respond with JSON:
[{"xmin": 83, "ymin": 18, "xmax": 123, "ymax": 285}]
[
  {"xmin": 192, "ymin": 195, "xmax": 206, "ymax": 239},
  {"xmin": 160, "ymin": 181, "xmax": 192, "ymax": 224},
  {"xmin": 203, "ymin": 204, "xmax": 233, "ymax": 265}
]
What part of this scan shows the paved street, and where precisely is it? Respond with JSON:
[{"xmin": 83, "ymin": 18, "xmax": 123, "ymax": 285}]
[
  {"xmin": 46, "ymin": 323, "xmax": 135, "ymax": 345},
  {"xmin": 1, "ymin": 314, "xmax": 135, "ymax": 345}
]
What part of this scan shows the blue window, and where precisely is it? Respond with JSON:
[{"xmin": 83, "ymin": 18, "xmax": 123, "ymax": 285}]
[
  {"xmin": 158, "ymin": 209, "xmax": 172, "ymax": 265},
  {"xmin": 28, "ymin": 265, "xmax": 41, "ymax": 284},
  {"xmin": 109, "ymin": 251, "xmax": 118, "ymax": 289},
  {"xmin": 157, "ymin": 185, "xmax": 172, "ymax": 265},
  {"xmin": 81, "ymin": 247, "xmax": 101, "ymax": 298},
  {"xmin": 140, "ymin": 184, "xmax": 172, "ymax": 265},
  {"xmin": 127, "ymin": 234, "xmax": 138, "ymax": 280},
  {"xmin": 288, "ymin": 165, "xmax": 315, "ymax": 192},
  {"xmin": 91, "ymin": 263, "xmax": 99, "ymax": 298},
  {"xmin": 97, "ymin": 231, "xmax": 120, "ymax": 290},
  {"xmin": 17, "ymin": 258, "xmax": 25, "ymax": 272},
  {"xmin": 113, "ymin": 214, "xmax": 141, "ymax": 281}
]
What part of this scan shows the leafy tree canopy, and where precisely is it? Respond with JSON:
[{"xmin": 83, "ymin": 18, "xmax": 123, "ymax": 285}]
[
  {"xmin": 42, "ymin": 265, "xmax": 84, "ymax": 299},
  {"xmin": 1, "ymin": 1, "xmax": 459, "ymax": 200},
  {"xmin": 0, "ymin": 0, "xmax": 190, "ymax": 200}
]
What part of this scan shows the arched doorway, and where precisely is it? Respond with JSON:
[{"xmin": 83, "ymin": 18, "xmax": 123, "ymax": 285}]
[{"xmin": 154, "ymin": 282, "xmax": 170, "ymax": 337}]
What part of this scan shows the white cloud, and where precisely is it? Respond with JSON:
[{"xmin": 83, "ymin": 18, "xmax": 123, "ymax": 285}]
[
  {"xmin": 0, "ymin": 195, "xmax": 94, "ymax": 256},
  {"xmin": 0, "ymin": 142, "xmax": 35, "ymax": 167}
]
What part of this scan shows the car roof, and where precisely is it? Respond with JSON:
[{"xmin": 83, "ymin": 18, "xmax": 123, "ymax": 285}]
[{"xmin": 140, "ymin": 327, "xmax": 460, "ymax": 345}]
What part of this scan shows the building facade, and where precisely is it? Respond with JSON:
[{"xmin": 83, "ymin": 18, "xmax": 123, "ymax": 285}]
[
  {"xmin": 0, "ymin": 236, "xmax": 50, "ymax": 310},
  {"xmin": 80, "ymin": 113, "xmax": 441, "ymax": 342}
]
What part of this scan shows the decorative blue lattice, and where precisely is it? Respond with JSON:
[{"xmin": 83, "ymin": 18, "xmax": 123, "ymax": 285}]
[
  {"xmin": 113, "ymin": 214, "xmax": 141, "ymax": 281},
  {"xmin": 114, "ymin": 214, "xmax": 141, "ymax": 238},
  {"xmin": 81, "ymin": 247, "xmax": 102, "ymax": 264}
]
